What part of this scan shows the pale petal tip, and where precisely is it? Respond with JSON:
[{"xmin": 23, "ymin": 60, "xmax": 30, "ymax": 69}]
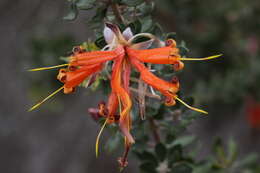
[
  {"xmin": 122, "ymin": 27, "xmax": 133, "ymax": 41},
  {"xmin": 103, "ymin": 25, "xmax": 115, "ymax": 44}
]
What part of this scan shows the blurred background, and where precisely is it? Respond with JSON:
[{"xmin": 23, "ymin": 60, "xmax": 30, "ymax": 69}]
[{"xmin": 0, "ymin": 0, "xmax": 259, "ymax": 172}]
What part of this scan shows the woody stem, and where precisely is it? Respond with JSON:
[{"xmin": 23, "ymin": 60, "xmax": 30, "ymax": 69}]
[
  {"xmin": 129, "ymin": 87, "xmax": 161, "ymax": 100},
  {"xmin": 109, "ymin": 0, "xmax": 125, "ymax": 24}
]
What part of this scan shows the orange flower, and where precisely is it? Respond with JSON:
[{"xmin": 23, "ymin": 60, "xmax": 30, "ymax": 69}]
[{"xmin": 29, "ymin": 23, "xmax": 221, "ymax": 167}]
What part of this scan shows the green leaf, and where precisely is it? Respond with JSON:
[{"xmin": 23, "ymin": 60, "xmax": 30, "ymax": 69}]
[
  {"xmin": 213, "ymin": 137, "xmax": 223, "ymax": 153},
  {"xmin": 140, "ymin": 16, "xmax": 153, "ymax": 32},
  {"xmin": 105, "ymin": 132, "xmax": 123, "ymax": 153},
  {"xmin": 138, "ymin": 151, "xmax": 158, "ymax": 166},
  {"xmin": 128, "ymin": 20, "xmax": 142, "ymax": 34},
  {"xmin": 192, "ymin": 163, "xmax": 212, "ymax": 173},
  {"xmin": 152, "ymin": 23, "xmax": 163, "ymax": 37},
  {"xmin": 89, "ymin": 6, "xmax": 107, "ymax": 29},
  {"xmin": 155, "ymin": 143, "xmax": 167, "ymax": 161},
  {"xmin": 121, "ymin": 0, "xmax": 144, "ymax": 7},
  {"xmin": 168, "ymin": 145, "xmax": 183, "ymax": 164},
  {"xmin": 169, "ymin": 136, "xmax": 195, "ymax": 147},
  {"xmin": 137, "ymin": 2, "xmax": 154, "ymax": 16},
  {"xmin": 171, "ymin": 162, "xmax": 193, "ymax": 173},
  {"xmin": 81, "ymin": 41, "xmax": 99, "ymax": 51},
  {"xmin": 63, "ymin": 3, "xmax": 78, "ymax": 21},
  {"xmin": 94, "ymin": 36, "xmax": 106, "ymax": 48},
  {"xmin": 178, "ymin": 40, "xmax": 190, "ymax": 56},
  {"xmin": 227, "ymin": 138, "xmax": 237, "ymax": 162},
  {"xmin": 139, "ymin": 161, "xmax": 157, "ymax": 173},
  {"xmin": 213, "ymin": 138, "xmax": 226, "ymax": 162},
  {"xmin": 166, "ymin": 32, "xmax": 177, "ymax": 40},
  {"xmin": 237, "ymin": 153, "xmax": 258, "ymax": 168},
  {"xmin": 76, "ymin": 0, "xmax": 95, "ymax": 10},
  {"xmin": 153, "ymin": 105, "xmax": 165, "ymax": 120}
]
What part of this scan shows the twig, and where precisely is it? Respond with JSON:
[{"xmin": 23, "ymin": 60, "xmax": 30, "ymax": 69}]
[
  {"xmin": 109, "ymin": 0, "xmax": 125, "ymax": 24},
  {"xmin": 129, "ymin": 87, "xmax": 161, "ymax": 100}
]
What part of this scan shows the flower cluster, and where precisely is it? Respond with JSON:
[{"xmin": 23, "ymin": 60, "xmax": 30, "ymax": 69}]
[{"xmin": 29, "ymin": 23, "xmax": 221, "ymax": 167}]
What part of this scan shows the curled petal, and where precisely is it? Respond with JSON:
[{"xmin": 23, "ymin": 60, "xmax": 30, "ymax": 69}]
[
  {"xmin": 57, "ymin": 68, "xmax": 67, "ymax": 83},
  {"xmin": 173, "ymin": 61, "xmax": 184, "ymax": 71},
  {"xmin": 130, "ymin": 39, "xmax": 154, "ymax": 50},
  {"xmin": 98, "ymin": 101, "xmax": 108, "ymax": 117},
  {"xmin": 127, "ymin": 33, "xmax": 155, "ymax": 44},
  {"xmin": 165, "ymin": 39, "xmax": 177, "ymax": 47},
  {"xmin": 164, "ymin": 97, "xmax": 176, "ymax": 106},
  {"xmin": 64, "ymin": 86, "xmax": 75, "ymax": 94}
]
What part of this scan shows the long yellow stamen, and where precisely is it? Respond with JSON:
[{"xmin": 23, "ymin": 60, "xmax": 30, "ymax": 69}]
[
  {"xmin": 180, "ymin": 54, "xmax": 222, "ymax": 61},
  {"xmin": 28, "ymin": 86, "xmax": 64, "ymax": 112},
  {"xmin": 95, "ymin": 119, "xmax": 108, "ymax": 157},
  {"xmin": 175, "ymin": 96, "xmax": 208, "ymax": 114},
  {"xmin": 28, "ymin": 64, "xmax": 69, "ymax": 71}
]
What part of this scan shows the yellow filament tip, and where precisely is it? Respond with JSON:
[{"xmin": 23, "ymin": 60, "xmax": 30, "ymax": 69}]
[
  {"xmin": 28, "ymin": 64, "xmax": 69, "ymax": 71},
  {"xmin": 180, "ymin": 54, "xmax": 222, "ymax": 61},
  {"xmin": 175, "ymin": 96, "xmax": 208, "ymax": 114},
  {"xmin": 28, "ymin": 86, "xmax": 64, "ymax": 112},
  {"xmin": 95, "ymin": 119, "xmax": 108, "ymax": 158}
]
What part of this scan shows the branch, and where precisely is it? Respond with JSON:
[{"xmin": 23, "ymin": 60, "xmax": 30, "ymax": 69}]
[
  {"xmin": 129, "ymin": 87, "xmax": 161, "ymax": 100},
  {"xmin": 108, "ymin": 0, "xmax": 125, "ymax": 24}
]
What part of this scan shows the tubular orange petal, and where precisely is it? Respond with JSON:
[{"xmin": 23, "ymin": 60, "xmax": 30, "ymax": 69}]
[
  {"xmin": 119, "ymin": 113, "xmax": 135, "ymax": 144},
  {"xmin": 70, "ymin": 47, "xmax": 125, "ymax": 66},
  {"xmin": 72, "ymin": 50, "xmax": 118, "ymax": 61},
  {"xmin": 110, "ymin": 49, "xmax": 134, "ymax": 143},
  {"xmin": 130, "ymin": 57, "xmax": 180, "ymax": 98},
  {"xmin": 64, "ymin": 64, "xmax": 102, "ymax": 88},
  {"xmin": 126, "ymin": 46, "xmax": 181, "ymax": 64},
  {"xmin": 107, "ymin": 93, "xmax": 119, "ymax": 123},
  {"xmin": 111, "ymin": 57, "xmax": 132, "ymax": 121}
]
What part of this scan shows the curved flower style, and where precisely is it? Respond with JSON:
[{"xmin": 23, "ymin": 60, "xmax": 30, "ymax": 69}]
[{"xmin": 29, "ymin": 23, "xmax": 221, "ymax": 167}]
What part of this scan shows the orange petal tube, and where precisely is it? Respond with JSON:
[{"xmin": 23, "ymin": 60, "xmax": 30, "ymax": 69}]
[
  {"xmin": 111, "ymin": 47, "xmax": 134, "ymax": 144},
  {"xmin": 107, "ymin": 92, "xmax": 119, "ymax": 123},
  {"xmin": 130, "ymin": 57, "xmax": 180, "ymax": 99},
  {"xmin": 64, "ymin": 64, "xmax": 102, "ymax": 89},
  {"xmin": 70, "ymin": 48, "xmax": 123, "ymax": 66},
  {"xmin": 72, "ymin": 50, "xmax": 118, "ymax": 61},
  {"xmin": 126, "ymin": 46, "xmax": 181, "ymax": 65}
]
